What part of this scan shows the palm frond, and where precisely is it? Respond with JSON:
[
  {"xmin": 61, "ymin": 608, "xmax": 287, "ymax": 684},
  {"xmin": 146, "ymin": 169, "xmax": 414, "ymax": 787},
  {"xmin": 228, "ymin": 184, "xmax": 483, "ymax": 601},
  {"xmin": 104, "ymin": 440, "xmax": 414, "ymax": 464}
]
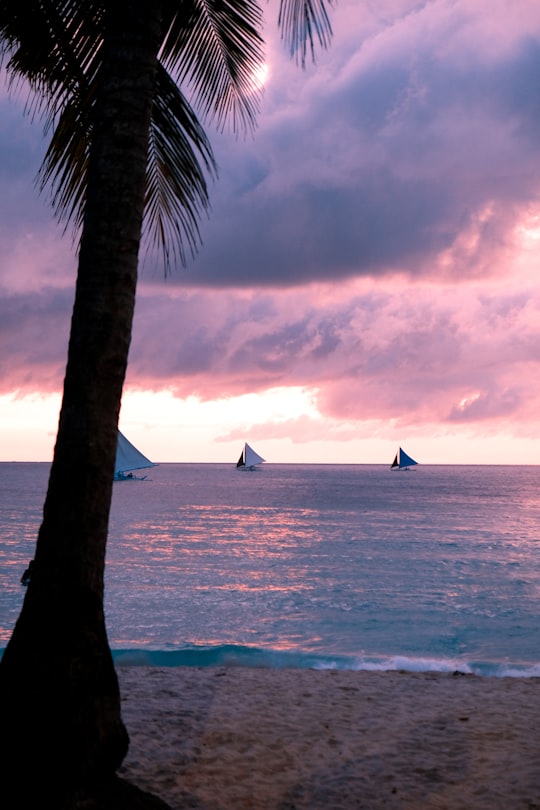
[
  {"xmin": 37, "ymin": 89, "xmax": 93, "ymax": 234},
  {"xmin": 143, "ymin": 65, "xmax": 218, "ymax": 272},
  {"xmin": 0, "ymin": 0, "xmax": 104, "ymax": 121},
  {"xmin": 1, "ymin": 0, "xmax": 335, "ymax": 273},
  {"xmin": 278, "ymin": 0, "xmax": 334, "ymax": 66},
  {"xmin": 161, "ymin": 0, "xmax": 265, "ymax": 134},
  {"xmin": 38, "ymin": 61, "xmax": 218, "ymax": 271},
  {"xmin": 0, "ymin": 0, "xmax": 103, "ymax": 238}
]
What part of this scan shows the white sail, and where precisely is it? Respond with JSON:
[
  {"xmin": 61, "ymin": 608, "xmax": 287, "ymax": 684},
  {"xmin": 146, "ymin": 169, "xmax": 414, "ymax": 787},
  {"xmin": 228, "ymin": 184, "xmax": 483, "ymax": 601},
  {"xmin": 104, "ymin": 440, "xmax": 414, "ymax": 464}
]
[
  {"xmin": 236, "ymin": 442, "xmax": 265, "ymax": 470},
  {"xmin": 114, "ymin": 431, "xmax": 155, "ymax": 480},
  {"xmin": 390, "ymin": 447, "xmax": 418, "ymax": 470}
]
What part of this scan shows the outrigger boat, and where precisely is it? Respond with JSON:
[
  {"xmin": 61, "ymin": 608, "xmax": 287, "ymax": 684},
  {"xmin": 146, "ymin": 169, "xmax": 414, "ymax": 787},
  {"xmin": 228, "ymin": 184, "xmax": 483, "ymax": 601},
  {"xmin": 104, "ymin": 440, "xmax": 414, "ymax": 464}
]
[{"xmin": 114, "ymin": 430, "xmax": 156, "ymax": 480}]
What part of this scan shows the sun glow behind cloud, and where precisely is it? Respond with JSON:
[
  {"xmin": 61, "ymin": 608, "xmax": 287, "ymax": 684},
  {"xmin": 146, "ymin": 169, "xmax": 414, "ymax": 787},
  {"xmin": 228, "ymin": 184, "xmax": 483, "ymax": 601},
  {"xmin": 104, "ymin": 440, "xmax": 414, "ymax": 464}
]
[
  {"xmin": 517, "ymin": 211, "xmax": 540, "ymax": 247},
  {"xmin": 253, "ymin": 62, "xmax": 270, "ymax": 89}
]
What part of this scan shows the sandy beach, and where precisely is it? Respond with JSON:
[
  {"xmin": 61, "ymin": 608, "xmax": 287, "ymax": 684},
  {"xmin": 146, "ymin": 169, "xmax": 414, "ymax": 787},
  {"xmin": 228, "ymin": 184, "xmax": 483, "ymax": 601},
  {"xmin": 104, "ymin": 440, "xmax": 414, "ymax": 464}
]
[{"xmin": 117, "ymin": 666, "xmax": 540, "ymax": 809}]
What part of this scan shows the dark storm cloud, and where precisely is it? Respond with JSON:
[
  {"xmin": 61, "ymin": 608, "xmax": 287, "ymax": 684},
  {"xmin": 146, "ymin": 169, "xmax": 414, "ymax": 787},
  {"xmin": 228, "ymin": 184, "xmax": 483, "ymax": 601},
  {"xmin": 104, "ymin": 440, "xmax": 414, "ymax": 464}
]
[
  {"xmin": 130, "ymin": 15, "xmax": 540, "ymax": 289},
  {"xmin": 0, "ymin": 288, "xmax": 71, "ymax": 391}
]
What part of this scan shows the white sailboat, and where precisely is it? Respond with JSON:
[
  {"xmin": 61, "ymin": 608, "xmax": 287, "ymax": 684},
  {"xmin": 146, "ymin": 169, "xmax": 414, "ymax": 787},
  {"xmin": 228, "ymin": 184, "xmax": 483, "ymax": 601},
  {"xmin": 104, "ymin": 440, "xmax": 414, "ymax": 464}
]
[
  {"xmin": 114, "ymin": 430, "xmax": 156, "ymax": 480},
  {"xmin": 390, "ymin": 447, "xmax": 418, "ymax": 471},
  {"xmin": 236, "ymin": 442, "xmax": 265, "ymax": 471}
]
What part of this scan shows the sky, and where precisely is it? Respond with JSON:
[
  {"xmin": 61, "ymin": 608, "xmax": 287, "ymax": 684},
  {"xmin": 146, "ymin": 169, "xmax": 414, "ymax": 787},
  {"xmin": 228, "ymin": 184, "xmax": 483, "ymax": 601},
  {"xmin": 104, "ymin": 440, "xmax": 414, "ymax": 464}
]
[{"xmin": 1, "ymin": 0, "xmax": 540, "ymax": 465}]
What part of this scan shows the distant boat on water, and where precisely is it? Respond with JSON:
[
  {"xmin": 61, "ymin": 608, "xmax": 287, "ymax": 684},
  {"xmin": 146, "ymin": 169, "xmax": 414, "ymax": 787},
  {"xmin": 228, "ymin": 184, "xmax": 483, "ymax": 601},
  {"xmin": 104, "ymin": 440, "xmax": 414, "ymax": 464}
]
[
  {"xmin": 236, "ymin": 442, "xmax": 265, "ymax": 471},
  {"xmin": 114, "ymin": 430, "xmax": 156, "ymax": 480},
  {"xmin": 390, "ymin": 447, "xmax": 418, "ymax": 471}
]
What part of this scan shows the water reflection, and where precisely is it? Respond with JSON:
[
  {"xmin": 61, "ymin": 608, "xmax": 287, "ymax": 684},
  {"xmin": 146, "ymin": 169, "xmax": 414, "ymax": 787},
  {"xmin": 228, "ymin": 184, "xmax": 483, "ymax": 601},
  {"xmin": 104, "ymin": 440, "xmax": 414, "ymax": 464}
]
[{"xmin": 2, "ymin": 463, "xmax": 540, "ymax": 663}]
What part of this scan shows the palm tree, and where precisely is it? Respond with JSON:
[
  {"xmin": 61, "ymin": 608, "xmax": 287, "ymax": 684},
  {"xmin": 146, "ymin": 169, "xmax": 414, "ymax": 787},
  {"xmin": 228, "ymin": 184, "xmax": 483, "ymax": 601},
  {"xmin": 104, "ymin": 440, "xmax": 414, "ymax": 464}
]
[{"xmin": 0, "ymin": 1, "xmax": 333, "ymax": 806}]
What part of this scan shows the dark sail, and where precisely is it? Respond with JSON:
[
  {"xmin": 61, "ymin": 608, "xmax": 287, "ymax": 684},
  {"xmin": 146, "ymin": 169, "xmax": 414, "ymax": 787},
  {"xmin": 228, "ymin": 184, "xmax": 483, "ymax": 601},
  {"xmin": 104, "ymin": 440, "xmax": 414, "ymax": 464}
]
[{"xmin": 390, "ymin": 447, "xmax": 418, "ymax": 470}]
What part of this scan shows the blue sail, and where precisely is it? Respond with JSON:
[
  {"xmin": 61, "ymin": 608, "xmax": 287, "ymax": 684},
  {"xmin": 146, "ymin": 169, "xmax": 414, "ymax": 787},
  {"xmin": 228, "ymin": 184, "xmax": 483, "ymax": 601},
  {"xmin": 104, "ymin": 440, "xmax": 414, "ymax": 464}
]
[
  {"xmin": 391, "ymin": 447, "xmax": 418, "ymax": 469},
  {"xmin": 114, "ymin": 430, "xmax": 156, "ymax": 480}
]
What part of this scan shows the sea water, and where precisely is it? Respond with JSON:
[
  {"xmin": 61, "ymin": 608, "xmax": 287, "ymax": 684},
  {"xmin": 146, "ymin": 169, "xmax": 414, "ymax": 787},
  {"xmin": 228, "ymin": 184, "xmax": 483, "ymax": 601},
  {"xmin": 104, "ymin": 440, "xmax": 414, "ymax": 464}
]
[{"xmin": 1, "ymin": 462, "xmax": 540, "ymax": 677}]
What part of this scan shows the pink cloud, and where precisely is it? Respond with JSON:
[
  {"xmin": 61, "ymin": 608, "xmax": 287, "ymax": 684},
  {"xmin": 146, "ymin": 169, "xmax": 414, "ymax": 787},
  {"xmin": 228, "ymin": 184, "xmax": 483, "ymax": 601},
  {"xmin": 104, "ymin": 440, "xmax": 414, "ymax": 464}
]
[{"xmin": 2, "ymin": 0, "xmax": 540, "ymax": 452}]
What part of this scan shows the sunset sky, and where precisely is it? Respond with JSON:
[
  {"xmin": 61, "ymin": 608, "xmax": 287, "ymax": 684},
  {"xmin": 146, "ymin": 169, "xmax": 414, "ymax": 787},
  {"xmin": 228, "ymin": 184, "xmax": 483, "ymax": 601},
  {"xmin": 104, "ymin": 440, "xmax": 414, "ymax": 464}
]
[{"xmin": 1, "ymin": 0, "xmax": 540, "ymax": 465}]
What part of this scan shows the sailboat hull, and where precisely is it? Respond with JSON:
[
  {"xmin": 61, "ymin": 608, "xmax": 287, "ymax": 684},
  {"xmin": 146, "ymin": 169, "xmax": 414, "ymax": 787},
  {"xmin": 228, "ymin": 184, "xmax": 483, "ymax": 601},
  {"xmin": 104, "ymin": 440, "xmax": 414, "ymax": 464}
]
[{"xmin": 113, "ymin": 471, "xmax": 148, "ymax": 481}]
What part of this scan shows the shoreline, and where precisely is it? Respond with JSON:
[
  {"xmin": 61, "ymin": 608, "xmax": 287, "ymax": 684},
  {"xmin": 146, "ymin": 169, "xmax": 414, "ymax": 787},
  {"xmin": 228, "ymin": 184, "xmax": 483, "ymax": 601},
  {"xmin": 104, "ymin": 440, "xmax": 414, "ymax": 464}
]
[
  {"xmin": 117, "ymin": 666, "xmax": 540, "ymax": 809},
  {"xmin": 110, "ymin": 647, "xmax": 540, "ymax": 678}
]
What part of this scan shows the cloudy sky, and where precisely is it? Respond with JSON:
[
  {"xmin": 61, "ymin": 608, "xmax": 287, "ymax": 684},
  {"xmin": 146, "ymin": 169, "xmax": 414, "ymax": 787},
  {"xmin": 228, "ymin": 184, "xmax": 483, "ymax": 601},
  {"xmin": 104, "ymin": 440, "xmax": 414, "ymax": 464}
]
[{"xmin": 1, "ymin": 0, "xmax": 540, "ymax": 464}]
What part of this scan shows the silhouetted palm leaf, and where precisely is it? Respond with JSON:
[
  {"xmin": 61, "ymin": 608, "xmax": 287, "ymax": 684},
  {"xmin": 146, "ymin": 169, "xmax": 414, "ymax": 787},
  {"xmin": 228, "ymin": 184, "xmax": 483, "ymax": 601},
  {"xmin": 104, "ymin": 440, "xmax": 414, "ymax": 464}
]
[
  {"xmin": 279, "ymin": 0, "xmax": 333, "ymax": 65},
  {"xmin": 1, "ymin": 0, "xmax": 265, "ymax": 268}
]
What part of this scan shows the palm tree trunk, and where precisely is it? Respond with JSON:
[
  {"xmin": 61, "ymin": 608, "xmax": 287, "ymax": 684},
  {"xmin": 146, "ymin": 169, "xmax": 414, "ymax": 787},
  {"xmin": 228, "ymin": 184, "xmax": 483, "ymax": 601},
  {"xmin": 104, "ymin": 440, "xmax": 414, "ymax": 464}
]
[{"xmin": 0, "ymin": 2, "xmax": 164, "ymax": 800}]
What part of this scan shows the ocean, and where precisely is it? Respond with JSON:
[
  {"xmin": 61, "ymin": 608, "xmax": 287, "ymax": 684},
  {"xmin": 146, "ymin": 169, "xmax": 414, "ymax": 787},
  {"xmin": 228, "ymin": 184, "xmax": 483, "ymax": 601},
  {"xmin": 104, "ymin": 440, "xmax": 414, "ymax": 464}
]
[{"xmin": 1, "ymin": 462, "xmax": 540, "ymax": 677}]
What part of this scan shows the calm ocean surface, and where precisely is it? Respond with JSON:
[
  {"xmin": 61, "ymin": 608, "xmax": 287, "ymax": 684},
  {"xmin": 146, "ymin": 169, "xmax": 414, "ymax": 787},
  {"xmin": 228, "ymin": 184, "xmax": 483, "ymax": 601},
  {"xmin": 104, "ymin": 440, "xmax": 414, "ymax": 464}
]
[{"xmin": 1, "ymin": 462, "xmax": 540, "ymax": 677}]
